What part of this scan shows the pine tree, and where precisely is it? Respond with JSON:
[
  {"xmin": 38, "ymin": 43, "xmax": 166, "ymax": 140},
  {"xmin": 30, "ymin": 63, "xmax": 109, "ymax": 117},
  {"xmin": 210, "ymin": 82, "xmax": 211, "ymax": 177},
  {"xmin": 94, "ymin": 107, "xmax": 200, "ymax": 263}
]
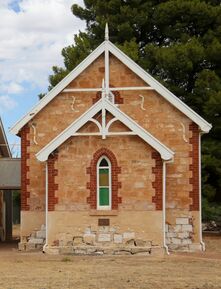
[{"xmin": 47, "ymin": 0, "xmax": 221, "ymax": 218}]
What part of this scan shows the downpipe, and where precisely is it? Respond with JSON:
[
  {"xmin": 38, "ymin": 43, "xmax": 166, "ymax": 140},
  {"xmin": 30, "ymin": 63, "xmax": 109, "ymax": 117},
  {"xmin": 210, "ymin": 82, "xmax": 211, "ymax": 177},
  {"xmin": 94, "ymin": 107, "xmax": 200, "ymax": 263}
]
[
  {"xmin": 199, "ymin": 133, "xmax": 205, "ymax": 251},
  {"xmin": 163, "ymin": 160, "xmax": 170, "ymax": 255},
  {"xmin": 43, "ymin": 161, "xmax": 48, "ymax": 253}
]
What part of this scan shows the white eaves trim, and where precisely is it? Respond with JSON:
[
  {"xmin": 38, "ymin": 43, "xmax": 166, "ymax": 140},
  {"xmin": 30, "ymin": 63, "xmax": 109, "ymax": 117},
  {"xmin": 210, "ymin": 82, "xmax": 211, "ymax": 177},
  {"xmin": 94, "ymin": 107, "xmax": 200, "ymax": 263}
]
[
  {"xmin": 107, "ymin": 41, "xmax": 212, "ymax": 133},
  {"xmin": 36, "ymin": 98, "xmax": 174, "ymax": 162},
  {"xmin": 10, "ymin": 41, "xmax": 106, "ymax": 135},
  {"xmin": 10, "ymin": 39, "xmax": 212, "ymax": 135}
]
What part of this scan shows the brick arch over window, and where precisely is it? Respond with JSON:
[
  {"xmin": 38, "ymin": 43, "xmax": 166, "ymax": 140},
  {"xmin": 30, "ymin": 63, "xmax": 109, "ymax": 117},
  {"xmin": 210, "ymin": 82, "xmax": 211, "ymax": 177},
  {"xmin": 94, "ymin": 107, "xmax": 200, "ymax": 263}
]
[{"xmin": 86, "ymin": 148, "xmax": 122, "ymax": 209}]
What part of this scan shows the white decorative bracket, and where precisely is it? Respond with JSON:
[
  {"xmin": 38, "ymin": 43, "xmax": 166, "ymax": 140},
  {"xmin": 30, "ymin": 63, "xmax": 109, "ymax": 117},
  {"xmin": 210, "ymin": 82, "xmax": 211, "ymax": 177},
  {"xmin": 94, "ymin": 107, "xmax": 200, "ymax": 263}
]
[
  {"xmin": 139, "ymin": 94, "xmax": 146, "ymax": 111},
  {"xmin": 71, "ymin": 96, "xmax": 76, "ymax": 111},
  {"xmin": 180, "ymin": 122, "xmax": 188, "ymax": 143},
  {"xmin": 31, "ymin": 123, "xmax": 38, "ymax": 145}
]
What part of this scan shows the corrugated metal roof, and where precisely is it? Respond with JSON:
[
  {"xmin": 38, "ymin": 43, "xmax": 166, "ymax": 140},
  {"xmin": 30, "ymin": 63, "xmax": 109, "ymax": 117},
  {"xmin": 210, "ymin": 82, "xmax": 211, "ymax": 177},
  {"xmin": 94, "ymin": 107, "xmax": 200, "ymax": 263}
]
[{"xmin": 0, "ymin": 158, "xmax": 20, "ymax": 189}]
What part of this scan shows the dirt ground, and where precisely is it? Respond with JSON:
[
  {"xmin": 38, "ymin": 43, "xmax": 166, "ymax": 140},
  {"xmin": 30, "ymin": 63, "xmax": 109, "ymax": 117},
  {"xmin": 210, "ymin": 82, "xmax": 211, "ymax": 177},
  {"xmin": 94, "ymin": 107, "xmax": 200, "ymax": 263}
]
[{"xmin": 0, "ymin": 235, "xmax": 221, "ymax": 289}]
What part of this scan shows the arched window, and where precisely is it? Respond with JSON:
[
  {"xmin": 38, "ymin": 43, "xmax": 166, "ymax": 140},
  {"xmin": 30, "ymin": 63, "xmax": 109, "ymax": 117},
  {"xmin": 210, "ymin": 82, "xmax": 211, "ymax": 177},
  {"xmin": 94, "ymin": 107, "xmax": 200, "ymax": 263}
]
[
  {"xmin": 86, "ymin": 148, "xmax": 121, "ymax": 210},
  {"xmin": 97, "ymin": 156, "xmax": 111, "ymax": 210}
]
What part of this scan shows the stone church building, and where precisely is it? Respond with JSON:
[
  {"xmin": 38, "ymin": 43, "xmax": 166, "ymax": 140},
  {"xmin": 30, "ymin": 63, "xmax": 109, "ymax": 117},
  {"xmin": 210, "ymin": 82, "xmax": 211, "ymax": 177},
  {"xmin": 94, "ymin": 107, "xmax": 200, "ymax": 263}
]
[{"xmin": 10, "ymin": 27, "xmax": 211, "ymax": 255}]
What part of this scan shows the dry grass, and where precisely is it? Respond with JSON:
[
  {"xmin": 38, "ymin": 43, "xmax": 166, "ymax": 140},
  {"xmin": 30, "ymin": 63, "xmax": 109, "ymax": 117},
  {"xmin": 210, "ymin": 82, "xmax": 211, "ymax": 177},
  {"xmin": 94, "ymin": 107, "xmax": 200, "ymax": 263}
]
[{"xmin": 0, "ymin": 235, "xmax": 220, "ymax": 289}]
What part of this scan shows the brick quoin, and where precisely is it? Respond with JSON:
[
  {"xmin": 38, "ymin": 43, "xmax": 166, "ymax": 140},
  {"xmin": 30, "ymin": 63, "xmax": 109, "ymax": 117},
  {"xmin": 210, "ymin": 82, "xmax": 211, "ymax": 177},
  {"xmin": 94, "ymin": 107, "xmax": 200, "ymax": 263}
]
[
  {"xmin": 19, "ymin": 125, "xmax": 30, "ymax": 211},
  {"xmin": 189, "ymin": 122, "xmax": 200, "ymax": 211},
  {"xmin": 152, "ymin": 151, "xmax": 163, "ymax": 210},
  {"xmin": 86, "ymin": 148, "xmax": 122, "ymax": 209},
  {"xmin": 92, "ymin": 84, "xmax": 123, "ymax": 104},
  {"xmin": 48, "ymin": 152, "xmax": 59, "ymax": 211}
]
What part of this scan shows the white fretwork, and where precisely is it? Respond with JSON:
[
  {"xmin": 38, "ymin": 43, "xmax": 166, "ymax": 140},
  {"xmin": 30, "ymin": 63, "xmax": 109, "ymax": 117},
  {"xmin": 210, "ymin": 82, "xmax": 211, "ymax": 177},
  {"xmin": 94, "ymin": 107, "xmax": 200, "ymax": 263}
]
[{"xmin": 36, "ymin": 98, "xmax": 174, "ymax": 162}]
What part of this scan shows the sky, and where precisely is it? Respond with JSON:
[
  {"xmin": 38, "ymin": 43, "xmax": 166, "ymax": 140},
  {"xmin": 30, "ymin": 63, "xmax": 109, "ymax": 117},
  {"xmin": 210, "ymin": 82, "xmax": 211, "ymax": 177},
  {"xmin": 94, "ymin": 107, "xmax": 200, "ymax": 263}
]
[{"xmin": 0, "ymin": 0, "xmax": 85, "ymax": 156}]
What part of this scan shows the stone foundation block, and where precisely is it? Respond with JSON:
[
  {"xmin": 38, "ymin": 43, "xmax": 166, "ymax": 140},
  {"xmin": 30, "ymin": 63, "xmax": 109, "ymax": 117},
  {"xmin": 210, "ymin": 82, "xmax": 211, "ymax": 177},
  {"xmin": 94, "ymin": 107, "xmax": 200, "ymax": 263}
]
[
  {"xmin": 123, "ymin": 232, "xmax": 135, "ymax": 240},
  {"xmin": 176, "ymin": 246, "xmax": 190, "ymax": 252},
  {"xmin": 178, "ymin": 232, "xmax": 190, "ymax": 239},
  {"xmin": 36, "ymin": 230, "xmax": 46, "ymax": 239},
  {"xmin": 182, "ymin": 239, "xmax": 192, "ymax": 245},
  {"xmin": 18, "ymin": 242, "xmax": 26, "ymax": 251},
  {"xmin": 134, "ymin": 239, "xmax": 148, "ymax": 247},
  {"xmin": 168, "ymin": 244, "xmax": 180, "ymax": 250},
  {"xmin": 167, "ymin": 232, "xmax": 177, "ymax": 238},
  {"xmin": 59, "ymin": 247, "xmax": 74, "ymax": 255},
  {"xmin": 86, "ymin": 247, "xmax": 97, "ymax": 254},
  {"xmin": 73, "ymin": 236, "xmax": 84, "ymax": 245},
  {"xmin": 44, "ymin": 246, "xmax": 59, "ymax": 255},
  {"xmin": 131, "ymin": 247, "xmax": 151, "ymax": 255},
  {"xmin": 166, "ymin": 238, "xmax": 170, "ymax": 244},
  {"xmin": 174, "ymin": 225, "xmax": 182, "ymax": 233},
  {"xmin": 126, "ymin": 239, "xmax": 135, "ymax": 246},
  {"xmin": 66, "ymin": 233, "xmax": 74, "ymax": 243},
  {"xmin": 176, "ymin": 218, "xmax": 189, "ymax": 225},
  {"xmin": 114, "ymin": 249, "xmax": 131, "ymax": 255},
  {"xmin": 189, "ymin": 243, "xmax": 202, "ymax": 251},
  {"xmin": 98, "ymin": 226, "xmax": 109, "ymax": 233},
  {"xmin": 109, "ymin": 227, "xmax": 117, "ymax": 233},
  {"xmin": 30, "ymin": 232, "xmax": 36, "ymax": 238},
  {"xmin": 28, "ymin": 238, "xmax": 44, "ymax": 244},
  {"xmin": 98, "ymin": 233, "xmax": 111, "ymax": 242},
  {"xmin": 59, "ymin": 240, "xmax": 66, "ymax": 247},
  {"xmin": 171, "ymin": 238, "xmax": 182, "ymax": 245},
  {"xmin": 83, "ymin": 233, "xmax": 96, "ymax": 245},
  {"xmin": 103, "ymin": 248, "xmax": 116, "ymax": 255},
  {"xmin": 74, "ymin": 248, "xmax": 87, "ymax": 255},
  {"xmin": 132, "ymin": 251, "xmax": 150, "ymax": 256},
  {"xmin": 182, "ymin": 224, "xmax": 193, "ymax": 232},
  {"xmin": 26, "ymin": 243, "xmax": 37, "ymax": 251},
  {"xmin": 113, "ymin": 234, "xmax": 123, "ymax": 244},
  {"xmin": 36, "ymin": 244, "xmax": 44, "ymax": 250},
  {"xmin": 94, "ymin": 250, "xmax": 104, "ymax": 255},
  {"xmin": 21, "ymin": 236, "xmax": 28, "ymax": 243}
]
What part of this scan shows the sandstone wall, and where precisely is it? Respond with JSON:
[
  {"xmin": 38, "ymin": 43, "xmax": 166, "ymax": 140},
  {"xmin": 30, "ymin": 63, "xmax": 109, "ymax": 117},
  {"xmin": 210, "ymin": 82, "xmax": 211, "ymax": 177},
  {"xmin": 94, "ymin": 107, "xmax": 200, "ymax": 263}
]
[
  {"xmin": 55, "ymin": 135, "xmax": 155, "ymax": 211},
  {"xmin": 19, "ymin": 52, "xmax": 201, "ymax": 248}
]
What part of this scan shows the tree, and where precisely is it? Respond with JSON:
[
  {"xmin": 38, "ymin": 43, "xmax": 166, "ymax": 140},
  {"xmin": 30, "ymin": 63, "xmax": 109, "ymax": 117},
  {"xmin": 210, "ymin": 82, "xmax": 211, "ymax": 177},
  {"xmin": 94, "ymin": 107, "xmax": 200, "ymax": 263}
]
[{"xmin": 48, "ymin": 0, "xmax": 221, "ymax": 219}]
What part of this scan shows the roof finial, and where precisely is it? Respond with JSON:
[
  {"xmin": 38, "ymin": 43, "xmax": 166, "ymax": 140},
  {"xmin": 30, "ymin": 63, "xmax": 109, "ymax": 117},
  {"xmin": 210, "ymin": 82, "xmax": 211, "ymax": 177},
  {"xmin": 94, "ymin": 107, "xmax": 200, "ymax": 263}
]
[{"xmin": 105, "ymin": 23, "xmax": 109, "ymax": 41}]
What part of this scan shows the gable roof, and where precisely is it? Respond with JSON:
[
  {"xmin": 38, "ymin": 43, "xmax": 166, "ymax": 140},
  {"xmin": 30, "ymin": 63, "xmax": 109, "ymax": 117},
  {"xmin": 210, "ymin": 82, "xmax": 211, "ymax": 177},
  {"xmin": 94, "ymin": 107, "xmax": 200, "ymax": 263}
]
[
  {"xmin": 36, "ymin": 98, "xmax": 174, "ymax": 162},
  {"xmin": 10, "ymin": 39, "xmax": 212, "ymax": 135}
]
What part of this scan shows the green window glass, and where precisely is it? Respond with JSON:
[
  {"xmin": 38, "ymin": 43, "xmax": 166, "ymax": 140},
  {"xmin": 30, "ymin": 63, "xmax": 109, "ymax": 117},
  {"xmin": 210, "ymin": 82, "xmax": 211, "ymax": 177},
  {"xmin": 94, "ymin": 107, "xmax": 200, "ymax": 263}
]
[
  {"xmin": 99, "ymin": 188, "xmax": 109, "ymax": 206},
  {"xmin": 98, "ymin": 157, "xmax": 111, "ymax": 208}
]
